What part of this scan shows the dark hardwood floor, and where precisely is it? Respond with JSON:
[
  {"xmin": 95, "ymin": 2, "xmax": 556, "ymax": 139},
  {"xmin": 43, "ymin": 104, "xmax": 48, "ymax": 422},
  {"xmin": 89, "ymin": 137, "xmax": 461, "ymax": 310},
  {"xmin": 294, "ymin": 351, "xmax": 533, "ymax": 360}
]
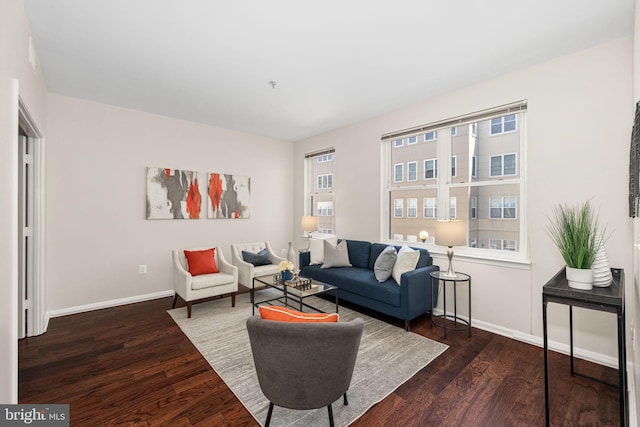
[{"xmin": 19, "ymin": 289, "xmax": 622, "ymax": 426}]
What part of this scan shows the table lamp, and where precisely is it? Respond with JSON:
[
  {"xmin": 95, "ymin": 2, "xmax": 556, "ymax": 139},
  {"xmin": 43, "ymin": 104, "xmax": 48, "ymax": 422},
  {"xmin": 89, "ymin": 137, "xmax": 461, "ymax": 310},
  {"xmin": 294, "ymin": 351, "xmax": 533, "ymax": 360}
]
[
  {"xmin": 419, "ymin": 230, "xmax": 429, "ymax": 243},
  {"xmin": 435, "ymin": 219, "xmax": 466, "ymax": 278},
  {"xmin": 301, "ymin": 215, "xmax": 318, "ymax": 249}
]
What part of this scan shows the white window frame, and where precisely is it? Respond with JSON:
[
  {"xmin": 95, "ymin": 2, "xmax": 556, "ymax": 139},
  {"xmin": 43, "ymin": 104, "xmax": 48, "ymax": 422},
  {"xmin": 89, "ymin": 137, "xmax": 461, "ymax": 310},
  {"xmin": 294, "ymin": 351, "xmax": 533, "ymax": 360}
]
[
  {"xmin": 317, "ymin": 173, "xmax": 333, "ymax": 190},
  {"xmin": 394, "ymin": 199, "xmax": 403, "ymax": 218},
  {"xmin": 449, "ymin": 197, "xmax": 457, "ymax": 219},
  {"xmin": 407, "ymin": 161, "xmax": 417, "ymax": 182},
  {"xmin": 472, "ymin": 155, "xmax": 477, "ymax": 178},
  {"xmin": 451, "ymin": 127, "xmax": 457, "ymax": 136},
  {"xmin": 471, "ymin": 196, "xmax": 477, "ymax": 219},
  {"xmin": 451, "ymin": 155, "xmax": 457, "ymax": 178},
  {"xmin": 490, "ymin": 114, "xmax": 518, "ymax": 135},
  {"xmin": 424, "ymin": 131, "xmax": 437, "ymax": 141},
  {"xmin": 423, "ymin": 197, "xmax": 437, "ymax": 218},
  {"xmin": 407, "ymin": 198, "xmax": 418, "ymax": 218},
  {"xmin": 394, "ymin": 138, "xmax": 404, "ymax": 148},
  {"xmin": 489, "ymin": 196, "xmax": 517, "ymax": 219},
  {"xmin": 424, "ymin": 158, "xmax": 438, "ymax": 180},
  {"xmin": 316, "ymin": 154, "xmax": 334, "ymax": 163},
  {"xmin": 407, "ymin": 135, "xmax": 418, "ymax": 145},
  {"xmin": 394, "ymin": 163, "xmax": 403, "ymax": 183},
  {"xmin": 317, "ymin": 201, "xmax": 334, "ymax": 216},
  {"xmin": 490, "ymin": 153, "xmax": 517, "ymax": 177}
]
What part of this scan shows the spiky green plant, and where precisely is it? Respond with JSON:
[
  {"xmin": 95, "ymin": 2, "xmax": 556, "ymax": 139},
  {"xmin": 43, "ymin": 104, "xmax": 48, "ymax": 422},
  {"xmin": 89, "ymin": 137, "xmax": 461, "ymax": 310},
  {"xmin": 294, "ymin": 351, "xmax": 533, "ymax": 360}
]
[{"xmin": 547, "ymin": 201, "xmax": 605, "ymax": 269}]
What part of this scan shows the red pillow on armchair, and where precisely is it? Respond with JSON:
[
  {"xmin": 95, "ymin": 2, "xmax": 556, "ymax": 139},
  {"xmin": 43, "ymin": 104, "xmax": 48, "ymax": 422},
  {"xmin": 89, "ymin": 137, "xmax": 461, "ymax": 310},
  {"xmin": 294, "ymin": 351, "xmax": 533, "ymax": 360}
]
[{"xmin": 184, "ymin": 248, "xmax": 219, "ymax": 276}]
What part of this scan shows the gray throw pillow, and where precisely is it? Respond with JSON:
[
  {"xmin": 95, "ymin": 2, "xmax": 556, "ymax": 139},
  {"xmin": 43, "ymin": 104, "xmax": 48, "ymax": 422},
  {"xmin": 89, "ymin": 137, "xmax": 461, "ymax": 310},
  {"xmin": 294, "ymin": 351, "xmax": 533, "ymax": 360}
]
[
  {"xmin": 374, "ymin": 245, "xmax": 397, "ymax": 282},
  {"xmin": 321, "ymin": 239, "xmax": 352, "ymax": 269},
  {"xmin": 242, "ymin": 248, "xmax": 271, "ymax": 266}
]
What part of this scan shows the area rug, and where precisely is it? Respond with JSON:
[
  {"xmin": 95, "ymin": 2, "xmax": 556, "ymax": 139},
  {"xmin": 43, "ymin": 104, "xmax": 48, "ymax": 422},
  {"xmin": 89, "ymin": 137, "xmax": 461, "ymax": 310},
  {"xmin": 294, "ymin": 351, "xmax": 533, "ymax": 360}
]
[{"xmin": 168, "ymin": 290, "xmax": 448, "ymax": 427}]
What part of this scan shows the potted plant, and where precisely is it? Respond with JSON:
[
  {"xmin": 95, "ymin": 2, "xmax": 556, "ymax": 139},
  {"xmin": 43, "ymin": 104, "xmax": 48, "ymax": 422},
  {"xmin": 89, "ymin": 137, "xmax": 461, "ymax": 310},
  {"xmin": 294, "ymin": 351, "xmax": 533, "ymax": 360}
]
[{"xmin": 547, "ymin": 200, "xmax": 606, "ymax": 290}]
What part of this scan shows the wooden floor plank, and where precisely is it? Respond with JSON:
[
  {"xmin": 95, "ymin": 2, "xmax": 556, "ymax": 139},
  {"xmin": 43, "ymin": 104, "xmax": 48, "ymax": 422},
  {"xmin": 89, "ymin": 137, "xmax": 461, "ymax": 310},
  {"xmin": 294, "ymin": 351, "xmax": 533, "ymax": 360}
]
[{"xmin": 19, "ymin": 295, "xmax": 622, "ymax": 426}]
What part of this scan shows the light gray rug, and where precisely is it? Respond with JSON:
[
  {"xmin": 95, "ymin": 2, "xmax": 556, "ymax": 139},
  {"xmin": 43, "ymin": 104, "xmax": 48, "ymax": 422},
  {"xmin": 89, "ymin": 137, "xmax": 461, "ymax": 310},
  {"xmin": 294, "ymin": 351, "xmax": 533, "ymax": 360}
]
[{"xmin": 168, "ymin": 290, "xmax": 448, "ymax": 427}]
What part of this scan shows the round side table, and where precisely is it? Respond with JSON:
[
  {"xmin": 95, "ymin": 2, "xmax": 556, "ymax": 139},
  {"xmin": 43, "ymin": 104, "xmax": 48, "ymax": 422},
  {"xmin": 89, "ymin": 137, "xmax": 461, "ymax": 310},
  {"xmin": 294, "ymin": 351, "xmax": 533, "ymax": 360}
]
[{"xmin": 430, "ymin": 271, "xmax": 471, "ymax": 338}]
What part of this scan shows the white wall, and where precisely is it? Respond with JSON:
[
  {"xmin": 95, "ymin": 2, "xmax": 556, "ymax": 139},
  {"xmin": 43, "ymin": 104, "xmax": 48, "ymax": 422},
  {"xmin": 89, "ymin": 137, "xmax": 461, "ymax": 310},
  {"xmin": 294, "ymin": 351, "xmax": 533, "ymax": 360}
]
[
  {"xmin": 45, "ymin": 94, "xmax": 294, "ymax": 314},
  {"xmin": 294, "ymin": 37, "xmax": 634, "ymax": 361},
  {"xmin": 0, "ymin": 0, "xmax": 48, "ymax": 404}
]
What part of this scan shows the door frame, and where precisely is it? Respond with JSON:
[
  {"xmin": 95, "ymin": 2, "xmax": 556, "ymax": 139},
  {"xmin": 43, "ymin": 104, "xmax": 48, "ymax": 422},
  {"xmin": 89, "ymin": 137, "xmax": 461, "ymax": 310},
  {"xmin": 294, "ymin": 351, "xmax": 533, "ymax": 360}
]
[{"xmin": 18, "ymin": 97, "xmax": 46, "ymax": 337}]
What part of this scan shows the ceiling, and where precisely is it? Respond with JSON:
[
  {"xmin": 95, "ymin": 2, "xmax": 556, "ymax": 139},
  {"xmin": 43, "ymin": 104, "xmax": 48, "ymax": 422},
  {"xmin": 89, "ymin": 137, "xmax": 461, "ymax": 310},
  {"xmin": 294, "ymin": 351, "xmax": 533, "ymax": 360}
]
[{"xmin": 23, "ymin": 0, "xmax": 634, "ymax": 142}]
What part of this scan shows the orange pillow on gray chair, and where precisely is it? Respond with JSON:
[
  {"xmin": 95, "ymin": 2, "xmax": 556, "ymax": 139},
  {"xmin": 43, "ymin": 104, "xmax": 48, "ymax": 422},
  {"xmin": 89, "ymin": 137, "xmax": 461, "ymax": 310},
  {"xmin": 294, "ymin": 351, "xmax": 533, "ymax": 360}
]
[{"xmin": 258, "ymin": 306, "xmax": 339, "ymax": 322}]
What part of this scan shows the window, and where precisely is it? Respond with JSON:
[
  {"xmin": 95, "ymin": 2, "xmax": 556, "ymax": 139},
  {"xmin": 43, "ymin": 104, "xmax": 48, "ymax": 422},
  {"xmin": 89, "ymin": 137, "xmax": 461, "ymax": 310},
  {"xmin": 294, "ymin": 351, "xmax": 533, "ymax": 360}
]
[
  {"xmin": 407, "ymin": 198, "xmax": 417, "ymax": 218},
  {"xmin": 317, "ymin": 201, "xmax": 333, "ymax": 216},
  {"xmin": 490, "ymin": 153, "xmax": 517, "ymax": 177},
  {"xmin": 407, "ymin": 162, "xmax": 417, "ymax": 181},
  {"xmin": 394, "ymin": 199, "xmax": 403, "ymax": 218},
  {"xmin": 489, "ymin": 239, "xmax": 517, "ymax": 251},
  {"xmin": 424, "ymin": 159, "xmax": 438, "ymax": 179},
  {"xmin": 394, "ymin": 139, "xmax": 404, "ymax": 148},
  {"xmin": 394, "ymin": 164, "xmax": 403, "ymax": 182},
  {"xmin": 317, "ymin": 174, "xmax": 333, "ymax": 189},
  {"xmin": 424, "ymin": 131, "xmax": 437, "ymax": 141},
  {"xmin": 407, "ymin": 136, "xmax": 418, "ymax": 145},
  {"xmin": 490, "ymin": 114, "xmax": 517, "ymax": 135},
  {"xmin": 306, "ymin": 149, "xmax": 336, "ymax": 234},
  {"xmin": 317, "ymin": 154, "xmax": 333, "ymax": 163},
  {"xmin": 384, "ymin": 102, "xmax": 526, "ymax": 256},
  {"xmin": 490, "ymin": 196, "xmax": 517, "ymax": 219},
  {"xmin": 470, "ymin": 196, "xmax": 477, "ymax": 219},
  {"xmin": 423, "ymin": 197, "xmax": 437, "ymax": 218}
]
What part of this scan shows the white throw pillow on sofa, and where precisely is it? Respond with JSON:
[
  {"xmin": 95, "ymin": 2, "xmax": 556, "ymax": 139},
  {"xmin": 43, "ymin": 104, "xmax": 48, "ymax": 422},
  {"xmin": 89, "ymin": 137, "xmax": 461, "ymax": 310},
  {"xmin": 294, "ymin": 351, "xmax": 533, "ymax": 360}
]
[
  {"xmin": 392, "ymin": 245, "xmax": 420, "ymax": 285},
  {"xmin": 309, "ymin": 235, "xmax": 338, "ymax": 265}
]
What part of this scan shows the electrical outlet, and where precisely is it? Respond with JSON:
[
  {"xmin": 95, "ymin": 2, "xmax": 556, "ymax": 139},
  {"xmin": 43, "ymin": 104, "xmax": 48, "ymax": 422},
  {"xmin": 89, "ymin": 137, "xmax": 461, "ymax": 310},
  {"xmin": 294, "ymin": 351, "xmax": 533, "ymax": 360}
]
[{"xmin": 138, "ymin": 264, "xmax": 147, "ymax": 274}]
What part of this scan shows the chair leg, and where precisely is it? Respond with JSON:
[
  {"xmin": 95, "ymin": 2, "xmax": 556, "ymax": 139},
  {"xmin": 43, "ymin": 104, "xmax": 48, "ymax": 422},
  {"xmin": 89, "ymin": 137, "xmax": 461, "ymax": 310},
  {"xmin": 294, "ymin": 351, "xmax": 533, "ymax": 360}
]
[
  {"xmin": 231, "ymin": 292, "xmax": 237, "ymax": 307},
  {"xmin": 187, "ymin": 302, "xmax": 192, "ymax": 318},
  {"xmin": 327, "ymin": 404, "xmax": 335, "ymax": 427},
  {"xmin": 172, "ymin": 293, "xmax": 178, "ymax": 309},
  {"xmin": 343, "ymin": 392, "xmax": 348, "ymax": 406},
  {"xmin": 265, "ymin": 402, "xmax": 274, "ymax": 427}
]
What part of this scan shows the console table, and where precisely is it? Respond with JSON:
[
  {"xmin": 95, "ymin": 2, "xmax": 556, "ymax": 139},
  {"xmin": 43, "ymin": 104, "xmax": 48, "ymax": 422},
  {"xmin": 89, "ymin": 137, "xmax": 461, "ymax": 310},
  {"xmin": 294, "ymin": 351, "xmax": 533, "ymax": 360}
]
[{"xmin": 542, "ymin": 267, "xmax": 627, "ymax": 427}]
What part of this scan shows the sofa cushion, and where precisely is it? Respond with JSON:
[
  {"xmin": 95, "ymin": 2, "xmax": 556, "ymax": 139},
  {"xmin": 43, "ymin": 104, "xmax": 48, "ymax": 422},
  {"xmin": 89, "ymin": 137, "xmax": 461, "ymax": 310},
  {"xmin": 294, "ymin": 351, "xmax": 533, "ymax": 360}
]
[
  {"xmin": 346, "ymin": 240, "xmax": 372, "ymax": 269},
  {"xmin": 300, "ymin": 264, "xmax": 401, "ymax": 307},
  {"xmin": 321, "ymin": 239, "xmax": 352, "ymax": 268},
  {"xmin": 242, "ymin": 248, "xmax": 271, "ymax": 266},
  {"xmin": 392, "ymin": 245, "xmax": 420, "ymax": 285},
  {"xmin": 374, "ymin": 245, "xmax": 397, "ymax": 282},
  {"xmin": 184, "ymin": 248, "xmax": 219, "ymax": 276},
  {"xmin": 259, "ymin": 305, "xmax": 339, "ymax": 322}
]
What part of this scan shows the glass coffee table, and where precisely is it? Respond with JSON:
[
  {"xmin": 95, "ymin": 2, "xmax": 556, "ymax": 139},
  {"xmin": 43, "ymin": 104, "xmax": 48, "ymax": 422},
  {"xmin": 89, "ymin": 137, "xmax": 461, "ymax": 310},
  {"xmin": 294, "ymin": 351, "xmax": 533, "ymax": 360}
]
[{"xmin": 252, "ymin": 275, "xmax": 339, "ymax": 315}]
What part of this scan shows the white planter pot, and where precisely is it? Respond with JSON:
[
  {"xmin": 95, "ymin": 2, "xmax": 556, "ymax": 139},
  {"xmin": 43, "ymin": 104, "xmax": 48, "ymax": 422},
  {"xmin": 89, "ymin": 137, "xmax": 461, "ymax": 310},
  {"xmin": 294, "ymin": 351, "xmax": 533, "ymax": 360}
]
[{"xmin": 565, "ymin": 266, "xmax": 594, "ymax": 290}]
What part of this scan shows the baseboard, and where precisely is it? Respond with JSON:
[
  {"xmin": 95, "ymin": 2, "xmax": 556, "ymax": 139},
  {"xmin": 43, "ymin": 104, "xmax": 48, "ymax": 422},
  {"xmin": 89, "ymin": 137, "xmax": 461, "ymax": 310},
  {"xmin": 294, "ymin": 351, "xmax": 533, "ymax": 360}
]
[
  {"xmin": 46, "ymin": 290, "xmax": 175, "ymax": 320},
  {"xmin": 432, "ymin": 308, "xmax": 619, "ymax": 368}
]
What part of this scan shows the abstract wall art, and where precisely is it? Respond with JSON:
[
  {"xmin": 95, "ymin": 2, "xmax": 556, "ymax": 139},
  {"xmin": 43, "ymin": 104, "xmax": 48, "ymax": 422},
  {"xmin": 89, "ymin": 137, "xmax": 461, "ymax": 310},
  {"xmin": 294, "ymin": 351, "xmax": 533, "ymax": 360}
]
[
  {"xmin": 207, "ymin": 173, "xmax": 251, "ymax": 219},
  {"xmin": 146, "ymin": 167, "xmax": 250, "ymax": 220}
]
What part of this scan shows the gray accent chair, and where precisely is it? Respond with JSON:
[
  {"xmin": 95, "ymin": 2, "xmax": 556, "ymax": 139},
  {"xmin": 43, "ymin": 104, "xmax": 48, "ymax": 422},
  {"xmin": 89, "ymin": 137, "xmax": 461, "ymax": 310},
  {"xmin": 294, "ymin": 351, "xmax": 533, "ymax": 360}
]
[{"xmin": 246, "ymin": 316, "xmax": 364, "ymax": 427}]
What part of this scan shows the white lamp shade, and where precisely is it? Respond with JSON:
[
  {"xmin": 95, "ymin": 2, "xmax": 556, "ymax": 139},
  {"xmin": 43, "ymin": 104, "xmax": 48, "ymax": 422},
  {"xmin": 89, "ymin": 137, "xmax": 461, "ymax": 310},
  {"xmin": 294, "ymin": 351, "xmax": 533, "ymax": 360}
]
[
  {"xmin": 435, "ymin": 220, "xmax": 466, "ymax": 247},
  {"xmin": 301, "ymin": 215, "xmax": 319, "ymax": 233}
]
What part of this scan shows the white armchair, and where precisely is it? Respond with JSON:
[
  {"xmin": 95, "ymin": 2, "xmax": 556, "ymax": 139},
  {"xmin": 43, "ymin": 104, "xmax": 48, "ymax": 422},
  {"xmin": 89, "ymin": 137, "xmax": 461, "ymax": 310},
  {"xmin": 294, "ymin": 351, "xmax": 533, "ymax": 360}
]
[
  {"xmin": 172, "ymin": 246, "xmax": 238, "ymax": 318},
  {"xmin": 231, "ymin": 242, "xmax": 285, "ymax": 301}
]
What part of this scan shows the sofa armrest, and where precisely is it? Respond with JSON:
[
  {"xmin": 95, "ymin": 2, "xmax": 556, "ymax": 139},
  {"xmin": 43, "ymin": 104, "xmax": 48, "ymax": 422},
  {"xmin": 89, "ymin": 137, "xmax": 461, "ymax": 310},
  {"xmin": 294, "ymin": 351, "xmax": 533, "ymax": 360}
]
[
  {"xmin": 299, "ymin": 251, "xmax": 311, "ymax": 269},
  {"xmin": 399, "ymin": 265, "xmax": 440, "ymax": 316},
  {"xmin": 217, "ymin": 247, "xmax": 239, "ymax": 282}
]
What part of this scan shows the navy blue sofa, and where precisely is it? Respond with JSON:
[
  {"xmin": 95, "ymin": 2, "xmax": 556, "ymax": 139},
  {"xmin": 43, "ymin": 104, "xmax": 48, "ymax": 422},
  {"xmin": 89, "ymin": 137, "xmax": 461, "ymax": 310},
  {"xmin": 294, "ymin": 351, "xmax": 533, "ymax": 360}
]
[{"xmin": 299, "ymin": 239, "xmax": 439, "ymax": 331}]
